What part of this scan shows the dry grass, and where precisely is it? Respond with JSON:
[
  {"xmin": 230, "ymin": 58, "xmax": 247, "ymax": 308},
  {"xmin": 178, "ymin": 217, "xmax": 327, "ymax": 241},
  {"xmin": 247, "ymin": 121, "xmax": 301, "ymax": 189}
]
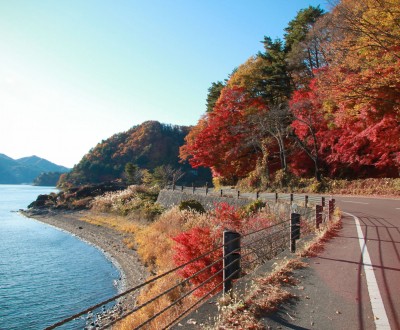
[
  {"xmin": 80, "ymin": 212, "xmax": 142, "ymax": 250},
  {"xmin": 114, "ymin": 207, "xmax": 215, "ymax": 330},
  {"xmin": 90, "ymin": 185, "xmax": 162, "ymax": 219},
  {"xmin": 212, "ymin": 258, "xmax": 306, "ymax": 329},
  {"xmin": 116, "ymin": 273, "xmax": 196, "ymax": 329},
  {"xmin": 299, "ymin": 209, "xmax": 342, "ymax": 258},
  {"xmin": 238, "ymin": 176, "xmax": 400, "ymax": 196},
  {"xmin": 134, "ymin": 207, "xmax": 211, "ymax": 271},
  {"xmin": 328, "ymin": 178, "xmax": 400, "ymax": 196}
]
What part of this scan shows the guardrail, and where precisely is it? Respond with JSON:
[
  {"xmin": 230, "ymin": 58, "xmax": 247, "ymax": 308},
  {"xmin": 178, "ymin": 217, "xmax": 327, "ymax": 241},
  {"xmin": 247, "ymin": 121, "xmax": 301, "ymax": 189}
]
[{"xmin": 44, "ymin": 193, "xmax": 336, "ymax": 330}]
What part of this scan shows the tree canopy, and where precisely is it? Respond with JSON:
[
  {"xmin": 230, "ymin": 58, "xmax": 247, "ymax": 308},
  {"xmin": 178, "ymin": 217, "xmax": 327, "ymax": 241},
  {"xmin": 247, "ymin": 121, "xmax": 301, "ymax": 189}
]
[{"xmin": 180, "ymin": 0, "xmax": 399, "ymax": 186}]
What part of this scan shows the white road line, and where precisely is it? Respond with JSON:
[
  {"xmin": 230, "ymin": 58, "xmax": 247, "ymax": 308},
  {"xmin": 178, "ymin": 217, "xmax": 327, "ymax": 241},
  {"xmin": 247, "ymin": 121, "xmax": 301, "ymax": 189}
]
[
  {"xmin": 343, "ymin": 212, "xmax": 391, "ymax": 329},
  {"xmin": 342, "ymin": 201, "xmax": 369, "ymax": 205}
]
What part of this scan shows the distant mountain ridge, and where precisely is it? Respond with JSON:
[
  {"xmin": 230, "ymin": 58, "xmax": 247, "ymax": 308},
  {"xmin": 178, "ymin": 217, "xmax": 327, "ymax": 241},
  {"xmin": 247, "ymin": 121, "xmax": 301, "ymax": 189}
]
[{"xmin": 0, "ymin": 154, "xmax": 70, "ymax": 184}]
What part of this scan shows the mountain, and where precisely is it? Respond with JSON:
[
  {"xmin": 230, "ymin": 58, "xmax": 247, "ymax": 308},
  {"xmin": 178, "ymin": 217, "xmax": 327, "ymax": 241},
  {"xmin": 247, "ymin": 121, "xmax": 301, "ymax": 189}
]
[
  {"xmin": 59, "ymin": 121, "xmax": 211, "ymax": 186},
  {"xmin": 0, "ymin": 154, "xmax": 70, "ymax": 184},
  {"xmin": 17, "ymin": 155, "xmax": 69, "ymax": 173}
]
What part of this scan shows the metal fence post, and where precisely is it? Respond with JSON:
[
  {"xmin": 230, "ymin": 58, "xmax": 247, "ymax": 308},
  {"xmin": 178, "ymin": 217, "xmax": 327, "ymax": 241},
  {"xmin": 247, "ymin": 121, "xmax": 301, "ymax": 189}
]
[
  {"xmin": 220, "ymin": 189, "xmax": 223, "ymax": 197},
  {"xmin": 256, "ymin": 191, "xmax": 259, "ymax": 199},
  {"xmin": 290, "ymin": 193, "xmax": 294, "ymax": 204},
  {"xmin": 205, "ymin": 182, "xmax": 208, "ymax": 195},
  {"xmin": 328, "ymin": 199, "xmax": 335, "ymax": 220},
  {"xmin": 181, "ymin": 185, "xmax": 184, "ymax": 192},
  {"xmin": 321, "ymin": 196, "xmax": 325, "ymax": 207},
  {"xmin": 290, "ymin": 213, "xmax": 301, "ymax": 253},
  {"xmin": 316, "ymin": 205, "xmax": 323, "ymax": 229},
  {"xmin": 305, "ymin": 195, "xmax": 308, "ymax": 208},
  {"xmin": 237, "ymin": 190, "xmax": 240, "ymax": 199},
  {"xmin": 223, "ymin": 230, "xmax": 241, "ymax": 294},
  {"xmin": 275, "ymin": 192, "xmax": 278, "ymax": 203},
  {"xmin": 192, "ymin": 183, "xmax": 195, "ymax": 194}
]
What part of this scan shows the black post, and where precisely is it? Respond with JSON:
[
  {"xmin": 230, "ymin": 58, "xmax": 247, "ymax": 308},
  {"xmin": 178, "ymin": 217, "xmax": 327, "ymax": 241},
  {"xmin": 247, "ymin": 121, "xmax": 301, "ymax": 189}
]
[
  {"xmin": 220, "ymin": 189, "xmax": 223, "ymax": 197},
  {"xmin": 321, "ymin": 196, "xmax": 325, "ymax": 207},
  {"xmin": 328, "ymin": 199, "xmax": 335, "ymax": 220},
  {"xmin": 305, "ymin": 195, "xmax": 308, "ymax": 208},
  {"xmin": 192, "ymin": 183, "xmax": 195, "ymax": 194},
  {"xmin": 237, "ymin": 190, "xmax": 240, "ymax": 199},
  {"xmin": 256, "ymin": 191, "xmax": 259, "ymax": 199},
  {"xmin": 223, "ymin": 231, "xmax": 241, "ymax": 294},
  {"xmin": 316, "ymin": 205, "xmax": 323, "ymax": 229},
  {"xmin": 275, "ymin": 192, "xmax": 278, "ymax": 203},
  {"xmin": 290, "ymin": 213, "xmax": 301, "ymax": 253},
  {"xmin": 181, "ymin": 185, "xmax": 184, "ymax": 192},
  {"xmin": 290, "ymin": 193, "xmax": 294, "ymax": 204},
  {"xmin": 205, "ymin": 182, "xmax": 208, "ymax": 195}
]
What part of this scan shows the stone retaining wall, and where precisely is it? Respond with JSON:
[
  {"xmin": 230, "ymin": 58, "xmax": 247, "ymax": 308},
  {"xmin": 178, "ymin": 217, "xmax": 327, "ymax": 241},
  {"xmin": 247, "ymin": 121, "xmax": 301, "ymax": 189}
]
[
  {"xmin": 156, "ymin": 189, "xmax": 253, "ymax": 211},
  {"xmin": 156, "ymin": 190, "xmax": 314, "ymax": 222}
]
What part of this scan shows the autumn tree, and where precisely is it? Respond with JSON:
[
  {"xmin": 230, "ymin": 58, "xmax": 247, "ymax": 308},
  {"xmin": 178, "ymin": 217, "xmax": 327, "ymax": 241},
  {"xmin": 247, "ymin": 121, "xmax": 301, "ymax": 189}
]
[
  {"xmin": 150, "ymin": 165, "xmax": 185, "ymax": 188},
  {"xmin": 241, "ymin": 103, "xmax": 292, "ymax": 179},
  {"xmin": 226, "ymin": 39, "xmax": 292, "ymax": 177},
  {"xmin": 180, "ymin": 87, "xmax": 263, "ymax": 182},
  {"xmin": 289, "ymin": 79, "xmax": 330, "ymax": 180},
  {"xmin": 284, "ymin": 5, "xmax": 327, "ymax": 89},
  {"xmin": 206, "ymin": 81, "xmax": 225, "ymax": 112},
  {"xmin": 124, "ymin": 163, "xmax": 142, "ymax": 185},
  {"xmin": 229, "ymin": 38, "xmax": 291, "ymax": 104},
  {"xmin": 315, "ymin": 0, "xmax": 400, "ymax": 176}
]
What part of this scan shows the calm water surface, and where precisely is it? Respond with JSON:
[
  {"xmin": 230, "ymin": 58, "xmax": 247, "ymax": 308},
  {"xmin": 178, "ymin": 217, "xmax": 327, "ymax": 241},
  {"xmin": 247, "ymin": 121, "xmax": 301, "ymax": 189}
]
[{"xmin": 0, "ymin": 185, "xmax": 120, "ymax": 329}]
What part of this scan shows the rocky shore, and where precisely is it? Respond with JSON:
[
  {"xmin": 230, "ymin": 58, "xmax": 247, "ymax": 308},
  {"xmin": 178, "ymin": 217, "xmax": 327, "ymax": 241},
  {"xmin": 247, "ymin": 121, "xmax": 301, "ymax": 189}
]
[{"xmin": 21, "ymin": 209, "xmax": 148, "ymax": 327}]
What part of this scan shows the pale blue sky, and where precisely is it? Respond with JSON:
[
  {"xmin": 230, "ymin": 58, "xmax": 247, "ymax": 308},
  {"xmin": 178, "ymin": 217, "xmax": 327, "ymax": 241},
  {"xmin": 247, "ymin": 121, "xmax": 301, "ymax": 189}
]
[{"xmin": 0, "ymin": 0, "xmax": 328, "ymax": 168}]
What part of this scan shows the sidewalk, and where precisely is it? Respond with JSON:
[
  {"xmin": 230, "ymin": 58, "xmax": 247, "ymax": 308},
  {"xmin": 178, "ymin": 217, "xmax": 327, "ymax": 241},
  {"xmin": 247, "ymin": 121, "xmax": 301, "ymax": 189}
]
[{"xmin": 262, "ymin": 213, "xmax": 375, "ymax": 329}]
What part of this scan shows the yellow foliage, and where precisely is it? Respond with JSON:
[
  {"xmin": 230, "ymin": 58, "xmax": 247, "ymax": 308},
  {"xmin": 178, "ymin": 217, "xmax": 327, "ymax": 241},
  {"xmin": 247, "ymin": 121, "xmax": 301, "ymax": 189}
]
[{"xmin": 135, "ymin": 207, "xmax": 211, "ymax": 272}]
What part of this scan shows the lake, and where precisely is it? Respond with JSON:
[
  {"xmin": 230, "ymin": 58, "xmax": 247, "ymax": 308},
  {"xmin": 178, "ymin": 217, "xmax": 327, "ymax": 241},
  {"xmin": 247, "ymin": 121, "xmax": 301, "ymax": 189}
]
[{"xmin": 0, "ymin": 185, "xmax": 120, "ymax": 329}]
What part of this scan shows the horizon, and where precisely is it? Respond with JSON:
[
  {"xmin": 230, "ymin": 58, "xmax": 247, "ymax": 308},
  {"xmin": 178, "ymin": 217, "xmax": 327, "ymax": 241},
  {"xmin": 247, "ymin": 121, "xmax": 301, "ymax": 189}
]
[{"xmin": 0, "ymin": 1, "xmax": 328, "ymax": 168}]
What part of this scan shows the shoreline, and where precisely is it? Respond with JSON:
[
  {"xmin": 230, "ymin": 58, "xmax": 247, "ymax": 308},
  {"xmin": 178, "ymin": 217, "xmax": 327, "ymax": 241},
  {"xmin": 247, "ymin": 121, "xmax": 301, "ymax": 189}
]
[{"xmin": 20, "ymin": 209, "xmax": 148, "ymax": 318}]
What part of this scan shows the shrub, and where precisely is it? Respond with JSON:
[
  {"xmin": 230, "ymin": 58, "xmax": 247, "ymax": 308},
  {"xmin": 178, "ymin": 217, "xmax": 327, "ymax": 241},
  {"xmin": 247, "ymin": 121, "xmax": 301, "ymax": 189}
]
[
  {"xmin": 243, "ymin": 200, "xmax": 266, "ymax": 215},
  {"xmin": 173, "ymin": 227, "xmax": 223, "ymax": 297},
  {"xmin": 178, "ymin": 199, "xmax": 205, "ymax": 213},
  {"xmin": 90, "ymin": 185, "xmax": 162, "ymax": 219}
]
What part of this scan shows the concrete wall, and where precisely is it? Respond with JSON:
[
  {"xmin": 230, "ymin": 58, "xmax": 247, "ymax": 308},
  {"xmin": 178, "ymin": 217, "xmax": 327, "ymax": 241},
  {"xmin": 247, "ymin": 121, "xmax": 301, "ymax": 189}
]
[
  {"xmin": 157, "ymin": 189, "xmax": 316, "ymax": 223},
  {"xmin": 156, "ymin": 189, "xmax": 253, "ymax": 211}
]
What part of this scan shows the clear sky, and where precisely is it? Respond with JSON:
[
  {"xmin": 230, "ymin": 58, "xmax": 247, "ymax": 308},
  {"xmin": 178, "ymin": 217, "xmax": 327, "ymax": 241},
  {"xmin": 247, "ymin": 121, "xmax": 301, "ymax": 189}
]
[{"xmin": 0, "ymin": 0, "xmax": 328, "ymax": 168}]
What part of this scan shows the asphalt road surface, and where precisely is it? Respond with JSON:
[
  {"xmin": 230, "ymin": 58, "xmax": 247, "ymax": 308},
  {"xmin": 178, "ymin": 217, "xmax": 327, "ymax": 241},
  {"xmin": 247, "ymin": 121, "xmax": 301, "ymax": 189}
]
[{"xmin": 263, "ymin": 195, "xmax": 400, "ymax": 330}]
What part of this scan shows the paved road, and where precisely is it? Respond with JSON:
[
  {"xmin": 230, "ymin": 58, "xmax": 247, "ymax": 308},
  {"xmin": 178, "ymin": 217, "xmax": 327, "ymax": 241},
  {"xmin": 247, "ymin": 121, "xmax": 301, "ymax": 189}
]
[{"xmin": 263, "ymin": 195, "xmax": 400, "ymax": 330}]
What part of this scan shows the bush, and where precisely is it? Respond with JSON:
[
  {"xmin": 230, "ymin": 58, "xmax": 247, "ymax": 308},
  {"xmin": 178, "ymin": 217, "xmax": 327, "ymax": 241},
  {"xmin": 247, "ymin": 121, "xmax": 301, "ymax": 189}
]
[
  {"xmin": 243, "ymin": 200, "xmax": 266, "ymax": 215},
  {"xmin": 90, "ymin": 185, "xmax": 162, "ymax": 219},
  {"xmin": 178, "ymin": 200, "xmax": 205, "ymax": 214}
]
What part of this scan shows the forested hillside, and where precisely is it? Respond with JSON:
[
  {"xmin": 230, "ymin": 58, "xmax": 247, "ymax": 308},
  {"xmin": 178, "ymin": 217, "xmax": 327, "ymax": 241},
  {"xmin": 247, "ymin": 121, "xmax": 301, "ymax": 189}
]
[
  {"xmin": 180, "ymin": 0, "xmax": 399, "ymax": 189},
  {"xmin": 59, "ymin": 121, "xmax": 211, "ymax": 187}
]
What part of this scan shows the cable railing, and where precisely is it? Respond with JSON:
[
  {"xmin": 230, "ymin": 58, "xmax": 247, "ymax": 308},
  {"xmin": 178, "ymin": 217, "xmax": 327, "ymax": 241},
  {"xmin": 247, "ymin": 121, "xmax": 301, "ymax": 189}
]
[{"xmin": 44, "ymin": 196, "xmax": 336, "ymax": 330}]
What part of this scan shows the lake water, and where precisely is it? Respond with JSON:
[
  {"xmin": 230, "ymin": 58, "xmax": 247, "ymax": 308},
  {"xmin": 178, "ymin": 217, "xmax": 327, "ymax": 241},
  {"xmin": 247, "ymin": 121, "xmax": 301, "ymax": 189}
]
[{"xmin": 0, "ymin": 185, "xmax": 120, "ymax": 329}]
